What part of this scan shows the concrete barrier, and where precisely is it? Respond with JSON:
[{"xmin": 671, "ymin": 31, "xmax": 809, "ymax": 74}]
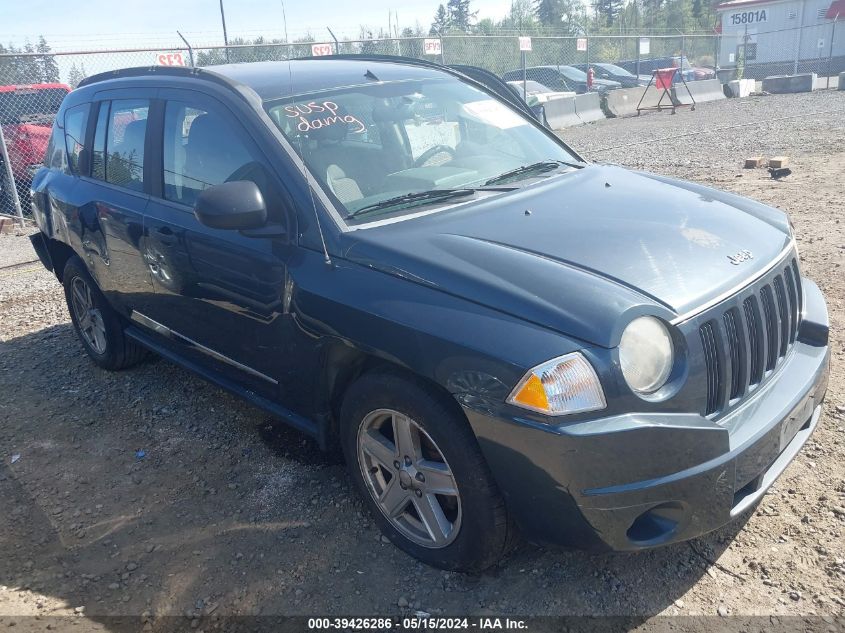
[
  {"xmin": 605, "ymin": 86, "xmax": 669, "ymax": 117},
  {"xmin": 543, "ymin": 96, "xmax": 581, "ymax": 129},
  {"xmin": 762, "ymin": 73, "xmax": 816, "ymax": 94},
  {"xmin": 574, "ymin": 92, "xmax": 605, "ymax": 123},
  {"xmin": 727, "ymin": 78, "xmax": 755, "ymax": 97},
  {"xmin": 839, "ymin": 71, "xmax": 845, "ymax": 90},
  {"xmin": 673, "ymin": 79, "xmax": 726, "ymax": 105}
]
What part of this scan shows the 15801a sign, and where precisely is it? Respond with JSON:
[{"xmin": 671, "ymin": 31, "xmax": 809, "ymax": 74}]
[{"xmin": 729, "ymin": 9, "xmax": 767, "ymax": 25}]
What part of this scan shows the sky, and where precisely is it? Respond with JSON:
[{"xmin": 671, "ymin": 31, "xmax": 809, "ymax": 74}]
[{"xmin": 1, "ymin": 0, "xmax": 514, "ymax": 50}]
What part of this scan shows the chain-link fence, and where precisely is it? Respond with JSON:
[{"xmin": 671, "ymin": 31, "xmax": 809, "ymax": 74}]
[
  {"xmin": 0, "ymin": 27, "xmax": 841, "ymax": 221},
  {"xmin": 718, "ymin": 18, "xmax": 843, "ymax": 80}
]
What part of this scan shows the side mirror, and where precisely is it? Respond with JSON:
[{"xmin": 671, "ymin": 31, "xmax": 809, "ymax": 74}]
[{"xmin": 194, "ymin": 181, "xmax": 268, "ymax": 231}]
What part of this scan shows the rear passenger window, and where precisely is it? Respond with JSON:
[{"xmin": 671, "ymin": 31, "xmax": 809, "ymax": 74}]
[
  {"xmin": 64, "ymin": 104, "xmax": 90, "ymax": 174},
  {"xmin": 45, "ymin": 119, "xmax": 65, "ymax": 171},
  {"xmin": 163, "ymin": 101, "xmax": 264, "ymax": 207},
  {"xmin": 91, "ymin": 99, "xmax": 149, "ymax": 191}
]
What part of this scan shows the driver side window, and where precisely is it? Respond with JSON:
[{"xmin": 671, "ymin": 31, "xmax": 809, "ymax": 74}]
[{"xmin": 162, "ymin": 100, "xmax": 265, "ymax": 208}]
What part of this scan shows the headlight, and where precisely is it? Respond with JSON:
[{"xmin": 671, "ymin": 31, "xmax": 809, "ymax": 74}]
[
  {"xmin": 619, "ymin": 316, "xmax": 674, "ymax": 394},
  {"xmin": 507, "ymin": 352, "xmax": 606, "ymax": 416}
]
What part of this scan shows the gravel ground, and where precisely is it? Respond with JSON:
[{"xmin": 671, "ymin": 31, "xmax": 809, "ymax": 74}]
[{"xmin": 1, "ymin": 90, "xmax": 844, "ymax": 629}]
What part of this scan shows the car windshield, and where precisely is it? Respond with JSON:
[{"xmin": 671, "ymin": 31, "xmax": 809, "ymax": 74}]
[
  {"xmin": 598, "ymin": 64, "xmax": 635, "ymax": 77},
  {"xmin": 265, "ymin": 77, "xmax": 582, "ymax": 225},
  {"xmin": 559, "ymin": 66, "xmax": 587, "ymax": 81}
]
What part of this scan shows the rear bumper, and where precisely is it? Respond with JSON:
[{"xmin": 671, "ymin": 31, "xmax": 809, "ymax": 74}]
[
  {"xmin": 29, "ymin": 232, "xmax": 54, "ymax": 273},
  {"xmin": 464, "ymin": 279, "xmax": 830, "ymax": 551}
]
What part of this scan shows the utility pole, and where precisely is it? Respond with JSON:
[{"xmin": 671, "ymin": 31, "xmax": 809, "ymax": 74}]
[{"xmin": 219, "ymin": 0, "xmax": 230, "ymax": 63}]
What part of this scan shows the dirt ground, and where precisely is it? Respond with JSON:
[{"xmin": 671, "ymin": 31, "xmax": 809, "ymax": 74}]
[{"xmin": 1, "ymin": 89, "xmax": 844, "ymax": 628}]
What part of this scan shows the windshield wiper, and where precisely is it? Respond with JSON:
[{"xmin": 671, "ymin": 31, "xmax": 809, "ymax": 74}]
[
  {"xmin": 346, "ymin": 188, "xmax": 477, "ymax": 220},
  {"xmin": 483, "ymin": 160, "xmax": 581, "ymax": 186}
]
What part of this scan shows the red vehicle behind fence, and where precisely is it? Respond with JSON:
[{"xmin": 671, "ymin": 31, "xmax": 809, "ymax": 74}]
[{"xmin": 1, "ymin": 83, "xmax": 71, "ymax": 189}]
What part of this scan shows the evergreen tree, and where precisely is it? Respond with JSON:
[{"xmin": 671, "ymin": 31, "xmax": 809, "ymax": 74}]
[
  {"xmin": 536, "ymin": 0, "xmax": 562, "ymax": 25},
  {"xmin": 430, "ymin": 4, "xmax": 450, "ymax": 34},
  {"xmin": 67, "ymin": 63, "xmax": 86, "ymax": 88},
  {"xmin": 447, "ymin": 0, "xmax": 477, "ymax": 32},
  {"xmin": 593, "ymin": 0, "xmax": 624, "ymax": 26},
  {"xmin": 36, "ymin": 36, "xmax": 59, "ymax": 83}
]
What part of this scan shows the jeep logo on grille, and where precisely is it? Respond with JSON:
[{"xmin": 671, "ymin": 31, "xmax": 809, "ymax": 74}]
[{"xmin": 727, "ymin": 249, "xmax": 754, "ymax": 265}]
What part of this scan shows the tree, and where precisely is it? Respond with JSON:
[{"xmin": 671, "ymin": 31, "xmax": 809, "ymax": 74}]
[
  {"xmin": 534, "ymin": 0, "xmax": 584, "ymax": 33},
  {"xmin": 593, "ymin": 0, "xmax": 624, "ymax": 26},
  {"xmin": 536, "ymin": 0, "xmax": 562, "ymax": 25},
  {"xmin": 36, "ymin": 36, "xmax": 60, "ymax": 83},
  {"xmin": 430, "ymin": 4, "xmax": 450, "ymax": 34},
  {"xmin": 67, "ymin": 63, "xmax": 87, "ymax": 88},
  {"xmin": 447, "ymin": 0, "xmax": 477, "ymax": 32},
  {"xmin": 503, "ymin": 0, "xmax": 537, "ymax": 30}
]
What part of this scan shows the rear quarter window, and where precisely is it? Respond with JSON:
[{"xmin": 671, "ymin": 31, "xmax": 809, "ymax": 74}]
[{"xmin": 64, "ymin": 103, "xmax": 90, "ymax": 174}]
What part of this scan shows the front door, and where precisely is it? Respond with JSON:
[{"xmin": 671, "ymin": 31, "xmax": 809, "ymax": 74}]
[{"xmin": 140, "ymin": 91, "xmax": 293, "ymax": 399}]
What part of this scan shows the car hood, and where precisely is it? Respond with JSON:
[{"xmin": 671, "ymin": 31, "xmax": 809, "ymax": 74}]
[{"xmin": 343, "ymin": 164, "xmax": 792, "ymax": 347}]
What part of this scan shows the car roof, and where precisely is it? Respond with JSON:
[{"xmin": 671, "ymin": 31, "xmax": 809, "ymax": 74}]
[{"xmin": 81, "ymin": 59, "xmax": 451, "ymax": 102}]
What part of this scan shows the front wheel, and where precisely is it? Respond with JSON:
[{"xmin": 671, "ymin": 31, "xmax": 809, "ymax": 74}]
[{"xmin": 341, "ymin": 372, "xmax": 514, "ymax": 572}]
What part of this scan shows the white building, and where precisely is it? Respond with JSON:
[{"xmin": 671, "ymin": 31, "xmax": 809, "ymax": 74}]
[{"xmin": 716, "ymin": 0, "xmax": 845, "ymax": 76}]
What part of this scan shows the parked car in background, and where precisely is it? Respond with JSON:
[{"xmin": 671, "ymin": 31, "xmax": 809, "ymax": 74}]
[
  {"xmin": 506, "ymin": 80, "xmax": 576, "ymax": 104},
  {"xmin": 0, "ymin": 84, "xmax": 71, "ymax": 191},
  {"xmin": 502, "ymin": 66, "xmax": 621, "ymax": 94},
  {"xmin": 616, "ymin": 56, "xmax": 716, "ymax": 83},
  {"xmin": 30, "ymin": 58, "xmax": 830, "ymax": 573},
  {"xmin": 571, "ymin": 63, "xmax": 650, "ymax": 88}
]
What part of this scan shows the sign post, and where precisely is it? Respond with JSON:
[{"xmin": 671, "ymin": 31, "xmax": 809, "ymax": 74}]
[{"xmin": 518, "ymin": 37, "xmax": 532, "ymax": 100}]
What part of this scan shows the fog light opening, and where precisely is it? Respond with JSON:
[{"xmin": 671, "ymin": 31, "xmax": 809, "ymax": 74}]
[{"xmin": 626, "ymin": 502, "xmax": 687, "ymax": 546}]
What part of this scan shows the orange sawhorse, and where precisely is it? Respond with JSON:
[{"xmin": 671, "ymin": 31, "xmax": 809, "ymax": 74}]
[{"xmin": 636, "ymin": 67, "xmax": 696, "ymax": 115}]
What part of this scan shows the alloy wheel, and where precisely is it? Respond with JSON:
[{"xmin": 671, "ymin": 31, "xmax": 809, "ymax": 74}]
[
  {"xmin": 70, "ymin": 277, "xmax": 107, "ymax": 354},
  {"xmin": 357, "ymin": 408, "xmax": 462, "ymax": 548}
]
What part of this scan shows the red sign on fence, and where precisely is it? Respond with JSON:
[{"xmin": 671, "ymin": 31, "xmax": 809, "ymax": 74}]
[
  {"xmin": 310, "ymin": 43, "xmax": 334, "ymax": 57},
  {"xmin": 423, "ymin": 38, "xmax": 442, "ymax": 56},
  {"xmin": 156, "ymin": 52, "xmax": 186, "ymax": 66}
]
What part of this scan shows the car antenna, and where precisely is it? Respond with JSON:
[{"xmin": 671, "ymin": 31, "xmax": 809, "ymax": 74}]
[
  {"xmin": 281, "ymin": 0, "xmax": 332, "ymax": 267},
  {"xmin": 365, "ymin": 69, "xmax": 379, "ymax": 81}
]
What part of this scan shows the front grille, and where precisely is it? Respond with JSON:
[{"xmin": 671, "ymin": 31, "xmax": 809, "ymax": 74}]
[{"xmin": 699, "ymin": 257, "xmax": 802, "ymax": 416}]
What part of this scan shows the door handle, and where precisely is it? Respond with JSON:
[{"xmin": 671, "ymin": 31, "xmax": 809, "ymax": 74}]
[{"xmin": 156, "ymin": 226, "xmax": 176, "ymax": 246}]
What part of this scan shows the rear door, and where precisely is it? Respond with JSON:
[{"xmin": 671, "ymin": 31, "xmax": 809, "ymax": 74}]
[
  {"xmin": 82, "ymin": 91, "xmax": 156, "ymax": 314},
  {"xmin": 140, "ymin": 89, "xmax": 292, "ymax": 397}
]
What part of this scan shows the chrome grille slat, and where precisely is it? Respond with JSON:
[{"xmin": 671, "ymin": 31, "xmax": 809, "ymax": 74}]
[{"xmin": 697, "ymin": 253, "xmax": 803, "ymax": 418}]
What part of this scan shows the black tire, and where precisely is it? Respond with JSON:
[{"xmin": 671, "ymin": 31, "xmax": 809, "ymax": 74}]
[
  {"xmin": 63, "ymin": 256, "xmax": 147, "ymax": 370},
  {"xmin": 341, "ymin": 371, "xmax": 515, "ymax": 572}
]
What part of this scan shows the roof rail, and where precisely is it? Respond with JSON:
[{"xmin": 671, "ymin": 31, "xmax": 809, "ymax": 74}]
[
  {"xmin": 76, "ymin": 65, "xmax": 241, "ymax": 95},
  {"xmin": 296, "ymin": 53, "xmax": 449, "ymax": 71}
]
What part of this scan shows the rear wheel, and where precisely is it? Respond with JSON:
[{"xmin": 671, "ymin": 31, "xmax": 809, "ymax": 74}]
[
  {"xmin": 63, "ymin": 257, "xmax": 146, "ymax": 370},
  {"xmin": 341, "ymin": 372, "xmax": 514, "ymax": 572}
]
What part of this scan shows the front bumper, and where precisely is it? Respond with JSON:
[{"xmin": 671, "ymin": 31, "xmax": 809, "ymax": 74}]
[{"xmin": 464, "ymin": 278, "xmax": 830, "ymax": 551}]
